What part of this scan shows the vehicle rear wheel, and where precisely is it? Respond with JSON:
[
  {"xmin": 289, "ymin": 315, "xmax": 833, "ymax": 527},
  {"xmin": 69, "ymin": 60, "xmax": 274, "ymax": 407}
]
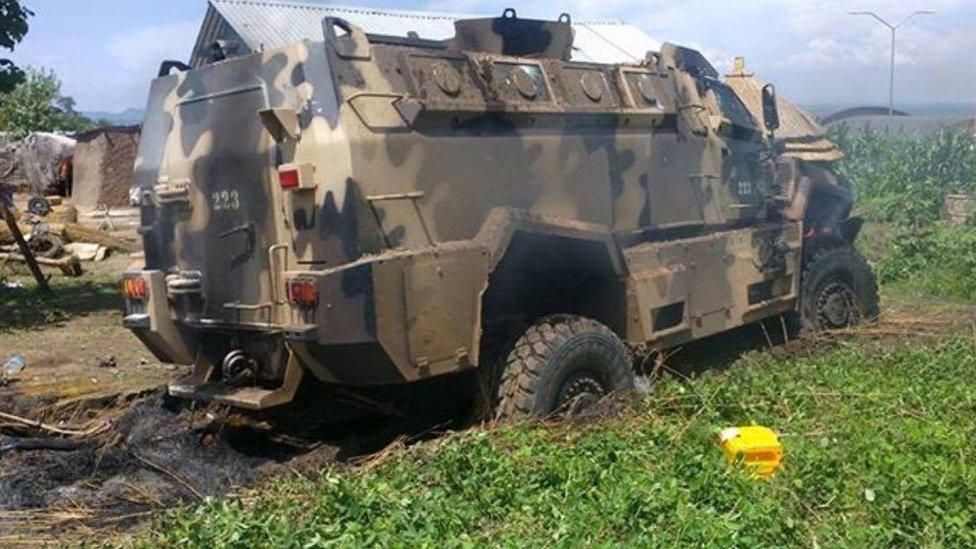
[
  {"xmin": 798, "ymin": 245, "xmax": 879, "ymax": 333},
  {"xmin": 494, "ymin": 315, "xmax": 634, "ymax": 422}
]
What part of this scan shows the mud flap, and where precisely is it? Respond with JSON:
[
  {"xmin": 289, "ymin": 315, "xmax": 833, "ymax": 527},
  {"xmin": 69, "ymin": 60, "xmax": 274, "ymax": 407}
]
[
  {"xmin": 168, "ymin": 351, "xmax": 304, "ymax": 410},
  {"xmin": 838, "ymin": 216, "xmax": 864, "ymax": 244}
]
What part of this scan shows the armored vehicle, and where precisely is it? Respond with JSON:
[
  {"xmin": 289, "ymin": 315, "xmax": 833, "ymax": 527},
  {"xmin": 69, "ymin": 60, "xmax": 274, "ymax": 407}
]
[{"xmin": 123, "ymin": 11, "xmax": 877, "ymax": 418}]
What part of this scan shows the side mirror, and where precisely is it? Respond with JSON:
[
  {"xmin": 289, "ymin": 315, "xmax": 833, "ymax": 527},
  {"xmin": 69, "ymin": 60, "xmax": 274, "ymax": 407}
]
[{"xmin": 761, "ymin": 83, "xmax": 780, "ymax": 132}]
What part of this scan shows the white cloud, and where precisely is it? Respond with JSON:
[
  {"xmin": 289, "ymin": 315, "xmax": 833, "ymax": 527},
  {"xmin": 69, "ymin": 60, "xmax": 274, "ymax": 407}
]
[
  {"xmin": 17, "ymin": 0, "xmax": 972, "ymax": 110},
  {"xmin": 777, "ymin": 34, "xmax": 884, "ymax": 70},
  {"xmin": 106, "ymin": 21, "xmax": 199, "ymax": 76},
  {"xmin": 90, "ymin": 21, "xmax": 199, "ymax": 112},
  {"xmin": 764, "ymin": 5, "xmax": 976, "ymax": 103},
  {"xmin": 566, "ymin": 0, "xmax": 975, "ymax": 104}
]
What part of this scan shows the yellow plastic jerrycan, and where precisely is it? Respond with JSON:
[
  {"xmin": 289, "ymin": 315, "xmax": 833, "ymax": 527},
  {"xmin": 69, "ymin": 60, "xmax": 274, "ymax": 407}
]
[{"xmin": 719, "ymin": 426, "xmax": 783, "ymax": 478}]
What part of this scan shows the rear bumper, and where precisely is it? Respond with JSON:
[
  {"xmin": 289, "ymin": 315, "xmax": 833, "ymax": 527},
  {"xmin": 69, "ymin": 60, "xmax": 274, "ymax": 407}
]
[
  {"xmin": 123, "ymin": 270, "xmax": 197, "ymax": 365},
  {"xmin": 122, "ymin": 314, "xmax": 151, "ymax": 329},
  {"xmin": 168, "ymin": 349, "xmax": 305, "ymax": 410},
  {"xmin": 128, "ymin": 241, "xmax": 488, "ymax": 406},
  {"xmin": 123, "ymin": 269, "xmax": 295, "ymax": 363}
]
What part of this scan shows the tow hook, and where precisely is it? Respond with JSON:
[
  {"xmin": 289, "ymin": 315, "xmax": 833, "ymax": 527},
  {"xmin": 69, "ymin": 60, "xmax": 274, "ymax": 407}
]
[{"xmin": 222, "ymin": 350, "xmax": 257, "ymax": 380}]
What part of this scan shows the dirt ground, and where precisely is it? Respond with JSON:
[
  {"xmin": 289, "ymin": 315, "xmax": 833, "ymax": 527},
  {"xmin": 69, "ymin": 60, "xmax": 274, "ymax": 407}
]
[
  {"xmin": 1, "ymin": 243, "xmax": 975, "ymax": 544},
  {"xmin": 0, "ymin": 253, "xmax": 462, "ymax": 544},
  {"xmin": 1, "ymin": 255, "xmax": 172, "ymax": 410}
]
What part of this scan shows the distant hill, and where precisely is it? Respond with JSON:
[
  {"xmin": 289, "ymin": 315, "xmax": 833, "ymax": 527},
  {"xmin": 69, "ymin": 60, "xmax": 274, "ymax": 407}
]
[{"xmin": 82, "ymin": 108, "xmax": 145, "ymax": 126}]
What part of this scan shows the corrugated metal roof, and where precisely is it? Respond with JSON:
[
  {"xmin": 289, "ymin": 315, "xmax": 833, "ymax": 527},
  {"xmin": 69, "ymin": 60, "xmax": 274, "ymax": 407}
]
[{"xmin": 195, "ymin": 0, "xmax": 660, "ymax": 65}]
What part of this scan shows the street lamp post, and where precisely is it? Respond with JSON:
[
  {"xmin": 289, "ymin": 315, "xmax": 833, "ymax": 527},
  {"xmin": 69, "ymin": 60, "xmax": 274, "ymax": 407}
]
[{"xmin": 849, "ymin": 10, "xmax": 935, "ymax": 116}]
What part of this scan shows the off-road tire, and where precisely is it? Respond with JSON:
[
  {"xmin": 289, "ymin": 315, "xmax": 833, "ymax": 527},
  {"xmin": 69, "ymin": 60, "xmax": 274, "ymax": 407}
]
[
  {"xmin": 494, "ymin": 315, "xmax": 634, "ymax": 422},
  {"xmin": 28, "ymin": 233, "xmax": 63, "ymax": 259},
  {"xmin": 797, "ymin": 245, "xmax": 879, "ymax": 334}
]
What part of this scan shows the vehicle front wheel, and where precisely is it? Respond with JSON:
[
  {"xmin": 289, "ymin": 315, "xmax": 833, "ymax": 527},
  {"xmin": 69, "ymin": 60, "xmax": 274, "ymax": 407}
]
[
  {"xmin": 798, "ymin": 245, "xmax": 879, "ymax": 333},
  {"xmin": 494, "ymin": 315, "xmax": 635, "ymax": 422}
]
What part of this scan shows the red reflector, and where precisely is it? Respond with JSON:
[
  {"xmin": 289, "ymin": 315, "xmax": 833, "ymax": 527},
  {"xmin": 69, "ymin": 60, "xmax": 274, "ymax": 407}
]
[
  {"xmin": 287, "ymin": 279, "xmax": 318, "ymax": 308},
  {"xmin": 122, "ymin": 277, "xmax": 147, "ymax": 300},
  {"xmin": 278, "ymin": 168, "xmax": 300, "ymax": 189}
]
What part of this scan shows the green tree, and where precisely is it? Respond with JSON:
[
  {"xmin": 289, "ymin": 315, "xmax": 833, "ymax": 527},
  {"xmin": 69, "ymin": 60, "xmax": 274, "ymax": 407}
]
[
  {"xmin": 0, "ymin": 0, "xmax": 32, "ymax": 92},
  {"xmin": 0, "ymin": 67, "xmax": 93, "ymax": 138}
]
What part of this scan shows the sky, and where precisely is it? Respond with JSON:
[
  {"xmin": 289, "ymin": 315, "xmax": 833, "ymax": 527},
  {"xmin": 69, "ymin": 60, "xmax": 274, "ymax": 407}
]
[{"xmin": 9, "ymin": 0, "xmax": 976, "ymax": 113}]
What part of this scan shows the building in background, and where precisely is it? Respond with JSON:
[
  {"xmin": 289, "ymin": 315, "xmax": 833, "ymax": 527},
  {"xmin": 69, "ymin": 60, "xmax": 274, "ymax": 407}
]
[
  {"xmin": 820, "ymin": 106, "xmax": 974, "ymax": 135},
  {"xmin": 70, "ymin": 126, "xmax": 140, "ymax": 210}
]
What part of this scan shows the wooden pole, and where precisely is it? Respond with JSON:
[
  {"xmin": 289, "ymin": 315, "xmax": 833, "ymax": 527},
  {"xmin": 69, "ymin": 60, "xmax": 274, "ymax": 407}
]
[{"xmin": 0, "ymin": 202, "xmax": 50, "ymax": 292}]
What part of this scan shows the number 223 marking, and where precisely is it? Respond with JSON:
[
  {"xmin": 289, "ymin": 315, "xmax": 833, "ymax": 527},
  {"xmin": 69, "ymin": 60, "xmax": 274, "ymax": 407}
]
[{"xmin": 211, "ymin": 190, "xmax": 241, "ymax": 211}]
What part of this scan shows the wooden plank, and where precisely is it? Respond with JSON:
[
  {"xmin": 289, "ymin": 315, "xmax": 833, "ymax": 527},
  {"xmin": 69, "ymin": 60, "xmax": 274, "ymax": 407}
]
[
  {"xmin": 0, "ymin": 252, "xmax": 82, "ymax": 277},
  {"xmin": 2, "ymin": 221, "xmax": 138, "ymax": 253},
  {"xmin": 0, "ymin": 221, "xmax": 58, "ymax": 243},
  {"xmin": 61, "ymin": 222, "xmax": 140, "ymax": 253}
]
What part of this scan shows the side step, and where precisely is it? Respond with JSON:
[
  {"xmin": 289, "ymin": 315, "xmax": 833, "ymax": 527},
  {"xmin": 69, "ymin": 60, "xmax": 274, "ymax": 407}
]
[{"xmin": 168, "ymin": 353, "xmax": 304, "ymax": 410}]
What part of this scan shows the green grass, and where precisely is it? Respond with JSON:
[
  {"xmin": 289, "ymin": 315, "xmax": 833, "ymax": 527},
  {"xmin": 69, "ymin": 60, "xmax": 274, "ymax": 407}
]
[
  {"xmin": 876, "ymin": 225, "xmax": 976, "ymax": 301},
  {"xmin": 1, "ymin": 257, "xmax": 124, "ymax": 333},
  {"xmin": 132, "ymin": 132, "xmax": 976, "ymax": 546},
  {"xmin": 141, "ymin": 334, "xmax": 976, "ymax": 547},
  {"xmin": 855, "ymin": 222, "xmax": 976, "ymax": 302}
]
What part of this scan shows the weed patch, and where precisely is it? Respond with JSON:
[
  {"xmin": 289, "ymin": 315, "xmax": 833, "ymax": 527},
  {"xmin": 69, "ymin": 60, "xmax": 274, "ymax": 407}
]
[
  {"xmin": 141, "ymin": 336, "xmax": 976, "ymax": 547},
  {"xmin": 876, "ymin": 225, "xmax": 976, "ymax": 300}
]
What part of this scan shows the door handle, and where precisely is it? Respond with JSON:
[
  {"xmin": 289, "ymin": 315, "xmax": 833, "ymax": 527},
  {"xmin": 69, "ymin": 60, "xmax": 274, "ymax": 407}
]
[{"xmin": 218, "ymin": 222, "xmax": 256, "ymax": 267}]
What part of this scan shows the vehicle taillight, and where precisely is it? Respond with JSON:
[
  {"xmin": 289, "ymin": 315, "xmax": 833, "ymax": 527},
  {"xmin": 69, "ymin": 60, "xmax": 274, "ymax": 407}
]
[
  {"xmin": 122, "ymin": 277, "xmax": 147, "ymax": 301},
  {"xmin": 278, "ymin": 168, "xmax": 300, "ymax": 189},
  {"xmin": 287, "ymin": 278, "xmax": 318, "ymax": 309}
]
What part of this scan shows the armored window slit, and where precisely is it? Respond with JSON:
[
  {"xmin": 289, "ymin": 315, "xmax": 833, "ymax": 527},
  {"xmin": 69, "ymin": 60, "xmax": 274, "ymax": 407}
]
[
  {"xmin": 652, "ymin": 301, "xmax": 685, "ymax": 332},
  {"xmin": 747, "ymin": 277, "xmax": 792, "ymax": 306}
]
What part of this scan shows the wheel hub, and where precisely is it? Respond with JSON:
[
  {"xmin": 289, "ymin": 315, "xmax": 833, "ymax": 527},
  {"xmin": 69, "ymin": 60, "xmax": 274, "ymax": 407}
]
[
  {"xmin": 555, "ymin": 373, "xmax": 606, "ymax": 414},
  {"xmin": 816, "ymin": 281, "xmax": 858, "ymax": 329}
]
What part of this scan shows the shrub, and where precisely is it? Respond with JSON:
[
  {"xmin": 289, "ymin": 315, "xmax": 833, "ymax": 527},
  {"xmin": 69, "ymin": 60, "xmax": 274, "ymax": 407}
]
[
  {"xmin": 0, "ymin": 67, "xmax": 92, "ymax": 138},
  {"xmin": 877, "ymin": 225, "xmax": 976, "ymax": 300}
]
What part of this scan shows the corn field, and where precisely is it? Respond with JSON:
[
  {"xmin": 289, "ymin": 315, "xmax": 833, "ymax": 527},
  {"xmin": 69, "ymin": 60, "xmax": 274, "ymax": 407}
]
[{"xmin": 831, "ymin": 129, "xmax": 976, "ymax": 227}]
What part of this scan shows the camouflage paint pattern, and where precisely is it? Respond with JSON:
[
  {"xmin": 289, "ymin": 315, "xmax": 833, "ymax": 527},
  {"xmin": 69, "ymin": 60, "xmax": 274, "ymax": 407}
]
[{"xmin": 124, "ymin": 13, "xmax": 848, "ymax": 408}]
